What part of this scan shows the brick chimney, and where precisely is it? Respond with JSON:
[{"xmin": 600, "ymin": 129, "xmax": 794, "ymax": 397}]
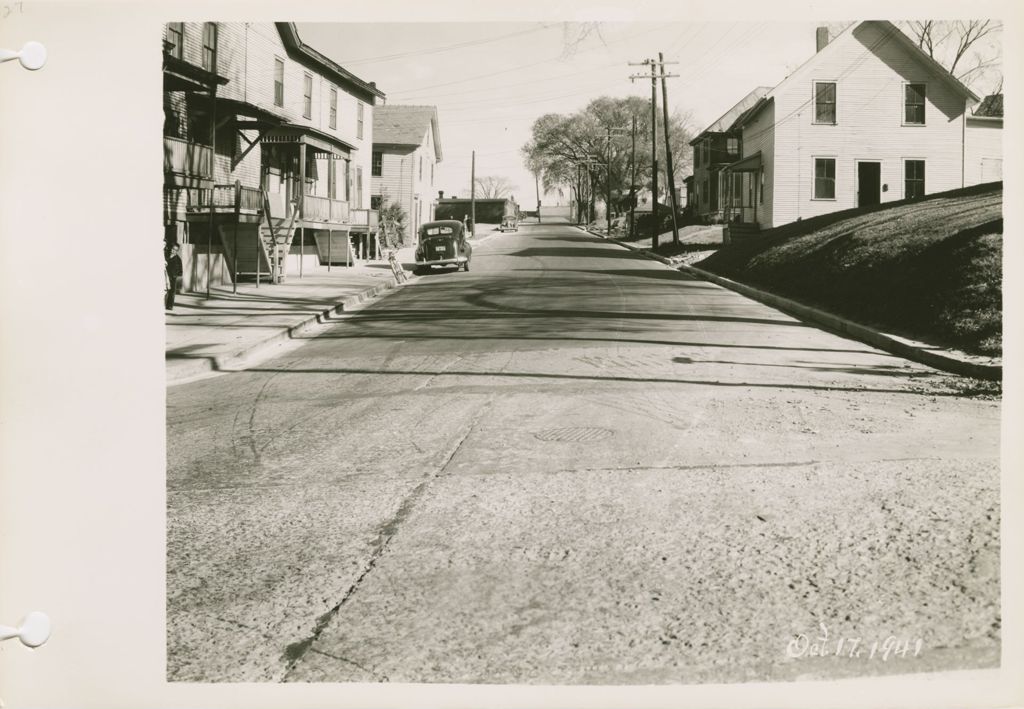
[{"xmin": 816, "ymin": 26, "xmax": 829, "ymax": 52}]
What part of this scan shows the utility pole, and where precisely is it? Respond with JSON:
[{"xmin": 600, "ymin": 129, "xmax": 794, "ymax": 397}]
[
  {"xmin": 658, "ymin": 52, "xmax": 681, "ymax": 244},
  {"xmin": 629, "ymin": 115, "xmax": 637, "ymax": 240},
  {"xmin": 470, "ymin": 150, "xmax": 476, "ymax": 236},
  {"xmin": 606, "ymin": 126, "xmax": 613, "ymax": 229},
  {"xmin": 575, "ymin": 163, "xmax": 582, "ymax": 224},
  {"xmin": 535, "ymin": 171, "xmax": 541, "ymax": 224},
  {"xmin": 629, "ymin": 59, "xmax": 660, "ymax": 249},
  {"xmin": 650, "ymin": 61, "xmax": 659, "ymax": 251},
  {"xmin": 603, "ymin": 127, "xmax": 628, "ymax": 232}
]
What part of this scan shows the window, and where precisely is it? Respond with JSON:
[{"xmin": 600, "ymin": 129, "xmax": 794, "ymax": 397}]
[
  {"xmin": 329, "ymin": 88, "xmax": 338, "ymax": 129},
  {"xmin": 202, "ymin": 23, "xmax": 217, "ymax": 72},
  {"xmin": 370, "ymin": 195, "xmax": 383, "ymax": 210},
  {"xmin": 814, "ymin": 82, "xmax": 836, "ymax": 124},
  {"xmin": 905, "ymin": 83, "xmax": 926, "ymax": 124},
  {"xmin": 814, "ymin": 158, "xmax": 836, "ymax": 199},
  {"xmin": 727, "ymin": 137, "xmax": 739, "ymax": 156},
  {"xmin": 760, "ymin": 169, "xmax": 765, "ymax": 204},
  {"xmin": 419, "ymin": 156, "xmax": 423, "ymax": 181},
  {"xmin": 371, "ymin": 151, "xmax": 383, "ymax": 177},
  {"xmin": 166, "ymin": 23, "xmax": 183, "ymax": 59},
  {"xmin": 694, "ymin": 144, "xmax": 701, "ymax": 168},
  {"xmin": 905, "ymin": 160, "xmax": 925, "ymax": 199},
  {"xmin": 302, "ymin": 75, "xmax": 313, "ymax": 119},
  {"xmin": 702, "ymin": 179, "xmax": 708, "ymax": 204},
  {"xmin": 355, "ymin": 165, "xmax": 363, "ymax": 204},
  {"xmin": 274, "ymin": 58, "xmax": 284, "ymax": 107},
  {"xmin": 431, "ymin": 162, "xmax": 434, "ymax": 185},
  {"xmin": 357, "ymin": 103, "xmax": 365, "ymax": 139},
  {"xmin": 702, "ymin": 141, "xmax": 709, "ymax": 165}
]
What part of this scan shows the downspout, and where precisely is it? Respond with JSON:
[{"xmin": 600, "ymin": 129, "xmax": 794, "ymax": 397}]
[{"xmin": 961, "ymin": 100, "xmax": 967, "ymax": 188}]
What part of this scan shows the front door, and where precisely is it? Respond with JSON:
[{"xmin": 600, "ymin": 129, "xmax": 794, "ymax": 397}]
[{"xmin": 857, "ymin": 161, "xmax": 881, "ymax": 208}]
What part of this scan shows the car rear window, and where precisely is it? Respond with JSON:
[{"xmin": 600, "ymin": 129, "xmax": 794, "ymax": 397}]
[{"xmin": 424, "ymin": 226, "xmax": 455, "ymax": 236}]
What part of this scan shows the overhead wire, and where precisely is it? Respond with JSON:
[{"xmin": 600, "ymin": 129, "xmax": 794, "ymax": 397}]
[{"xmin": 329, "ymin": 24, "xmax": 556, "ymax": 66}]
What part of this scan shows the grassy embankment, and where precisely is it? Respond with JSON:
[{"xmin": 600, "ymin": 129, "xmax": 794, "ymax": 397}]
[{"xmin": 693, "ymin": 183, "xmax": 1003, "ymax": 357}]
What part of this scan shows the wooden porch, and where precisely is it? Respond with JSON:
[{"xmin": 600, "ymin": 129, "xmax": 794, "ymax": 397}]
[{"xmin": 721, "ymin": 152, "xmax": 763, "ymax": 244}]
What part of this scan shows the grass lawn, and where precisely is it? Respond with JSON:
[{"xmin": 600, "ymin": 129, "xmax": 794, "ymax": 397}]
[{"xmin": 696, "ymin": 183, "xmax": 1003, "ymax": 357}]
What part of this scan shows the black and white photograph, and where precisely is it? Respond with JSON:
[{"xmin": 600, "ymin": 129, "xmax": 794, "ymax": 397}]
[
  {"xmin": 163, "ymin": 17, "xmax": 1004, "ymax": 684},
  {"xmin": 0, "ymin": 1, "xmax": 1021, "ymax": 707}
]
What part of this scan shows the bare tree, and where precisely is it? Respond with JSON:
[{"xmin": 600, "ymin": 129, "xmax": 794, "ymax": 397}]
[
  {"xmin": 905, "ymin": 20, "xmax": 1002, "ymax": 88},
  {"xmin": 825, "ymin": 20, "xmax": 1002, "ymax": 94},
  {"xmin": 474, "ymin": 175, "xmax": 517, "ymax": 199},
  {"xmin": 560, "ymin": 22, "xmax": 606, "ymax": 59}
]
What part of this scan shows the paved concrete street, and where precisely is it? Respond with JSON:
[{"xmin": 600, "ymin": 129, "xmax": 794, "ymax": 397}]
[{"xmin": 166, "ymin": 222, "xmax": 1000, "ymax": 684}]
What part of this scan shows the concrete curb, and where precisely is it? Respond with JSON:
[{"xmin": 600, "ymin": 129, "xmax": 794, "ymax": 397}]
[
  {"xmin": 680, "ymin": 264, "xmax": 1001, "ymax": 381},
  {"xmin": 598, "ymin": 238, "xmax": 1001, "ymax": 381},
  {"xmin": 166, "ymin": 276, "xmax": 402, "ymax": 385}
]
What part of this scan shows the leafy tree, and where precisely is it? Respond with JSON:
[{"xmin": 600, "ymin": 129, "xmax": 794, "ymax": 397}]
[
  {"xmin": 522, "ymin": 96, "xmax": 694, "ymax": 223},
  {"xmin": 379, "ymin": 198, "xmax": 407, "ymax": 249}
]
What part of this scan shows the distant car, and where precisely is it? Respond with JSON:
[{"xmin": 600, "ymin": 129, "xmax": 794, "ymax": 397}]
[
  {"xmin": 414, "ymin": 220, "xmax": 472, "ymax": 274},
  {"xmin": 499, "ymin": 213, "xmax": 519, "ymax": 232}
]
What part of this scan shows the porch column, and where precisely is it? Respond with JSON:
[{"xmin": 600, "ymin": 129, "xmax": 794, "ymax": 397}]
[
  {"xmin": 298, "ymin": 141, "xmax": 306, "ymax": 280},
  {"xmin": 754, "ymin": 169, "xmax": 759, "ymax": 225},
  {"xmin": 205, "ymin": 82, "xmax": 217, "ymax": 299}
]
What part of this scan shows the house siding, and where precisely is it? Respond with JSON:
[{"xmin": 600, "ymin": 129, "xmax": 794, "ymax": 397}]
[
  {"xmin": 372, "ymin": 123, "xmax": 439, "ymax": 242},
  {"xmin": 372, "ymin": 148, "xmax": 415, "ymax": 225},
  {"xmin": 755, "ymin": 22, "xmax": 969, "ymax": 228},
  {"xmin": 164, "ymin": 22, "xmax": 380, "ymax": 290},
  {"xmin": 965, "ymin": 119, "xmax": 1003, "ymax": 185}
]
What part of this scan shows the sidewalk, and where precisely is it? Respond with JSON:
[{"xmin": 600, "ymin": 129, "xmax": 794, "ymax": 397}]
[
  {"xmin": 166, "ymin": 229, "xmax": 504, "ymax": 385},
  {"xmin": 592, "ymin": 231, "xmax": 1002, "ymax": 381},
  {"xmin": 165, "ymin": 246, "xmax": 417, "ymax": 385}
]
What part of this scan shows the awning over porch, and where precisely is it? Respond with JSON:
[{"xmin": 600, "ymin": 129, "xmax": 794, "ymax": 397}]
[
  {"xmin": 724, "ymin": 151, "xmax": 762, "ymax": 173},
  {"xmin": 184, "ymin": 95, "xmax": 286, "ymax": 131},
  {"xmin": 162, "ymin": 54, "xmax": 229, "ymax": 93},
  {"xmin": 263, "ymin": 125, "xmax": 357, "ymax": 158}
]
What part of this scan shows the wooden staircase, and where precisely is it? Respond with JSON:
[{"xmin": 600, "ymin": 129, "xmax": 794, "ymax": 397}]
[{"xmin": 218, "ymin": 189, "xmax": 300, "ymax": 284}]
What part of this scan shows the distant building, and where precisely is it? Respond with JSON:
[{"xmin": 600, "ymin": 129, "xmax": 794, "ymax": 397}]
[
  {"xmin": 435, "ymin": 198, "xmax": 518, "ymax": 226},
  {"xmin": 371, "ymin": 105, "xmax": 443, "ymax": 243},
  {"xmin": 688, "ymin": 87, "xmax": 770, "ymax": 223},
  {"xmin": 966, "ymin": 93, "xmax": 1003, "ymax": 184}
]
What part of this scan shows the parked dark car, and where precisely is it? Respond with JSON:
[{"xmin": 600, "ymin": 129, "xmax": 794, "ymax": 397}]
[{"xmin": 414, "ymin": 220, "xmax": 472, "ymax": 274}]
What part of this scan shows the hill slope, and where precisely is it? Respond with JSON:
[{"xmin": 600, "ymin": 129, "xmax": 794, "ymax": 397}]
[{"xmin": 698, "ymin": 183, "xmax": 1003, "ymax": 357}]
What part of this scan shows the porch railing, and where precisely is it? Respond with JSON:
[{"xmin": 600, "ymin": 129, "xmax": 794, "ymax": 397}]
[
  {"xmin": 192, "ymin": 184, "xmax": 263, "ymax": 211},
  {"xmin": 303, "ymin": 195, "xmax": 350, "ymax": 224},
  {"xmin": 350, "ymin": 208, "xmax": 379, "ymax": 230},
  {"xmin": 164, "ymin": 137, "xmax": 212, "ymax": 178}
]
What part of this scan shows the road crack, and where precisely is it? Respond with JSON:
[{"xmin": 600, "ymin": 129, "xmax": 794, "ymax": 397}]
[{"xmin": 280, "ymin": 396, "xmax": 493, "ymax": 680}]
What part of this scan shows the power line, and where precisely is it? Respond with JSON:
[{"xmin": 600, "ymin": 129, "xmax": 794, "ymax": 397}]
[
  {"xmin": 331, "ymin": 24, "xmax": 555, "ymax": 66},
  {"xmin": 388, "ymin": 22, "xmax": 675, "ymax": 98}
]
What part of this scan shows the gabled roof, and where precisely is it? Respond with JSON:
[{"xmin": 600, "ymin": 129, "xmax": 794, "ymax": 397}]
[
  {"xmin": 691, "ymin": 87, "xmax": 771, "ymax": 144},
  {"xmin": 732, "ymin": 20, "xmax": 980, "ymax": 131},
  {"xmin": 276, "ymin": 23, "xmax": 385, "ymax": 104},
  {"xmin": 373, "ymin": 105, "xmax": 443, "ymax": 161},
  {"xmin": 973, "ymin": 93, "xmax": 1003, "ymax": 117}
]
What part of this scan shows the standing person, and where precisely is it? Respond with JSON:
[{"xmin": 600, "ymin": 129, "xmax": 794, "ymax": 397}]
[{"xmin": 165, "ymin": 243, "xmax": 183, "ymax": 311}]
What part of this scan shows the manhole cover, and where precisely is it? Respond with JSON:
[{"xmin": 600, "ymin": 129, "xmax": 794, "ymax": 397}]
[{"xmin": 534, "ymin": 427, "xmax": 614, "ymax": 442}]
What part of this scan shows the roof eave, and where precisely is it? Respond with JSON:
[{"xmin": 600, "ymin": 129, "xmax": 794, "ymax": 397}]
[{"xmin": 277, "ymin": 23, "xmax": 386, "ymax": 103}]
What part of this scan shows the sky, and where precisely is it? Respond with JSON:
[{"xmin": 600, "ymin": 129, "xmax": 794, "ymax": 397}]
[{"xmin": 296, "ymin": 21, "xmax": 1000, "ymax": 206}]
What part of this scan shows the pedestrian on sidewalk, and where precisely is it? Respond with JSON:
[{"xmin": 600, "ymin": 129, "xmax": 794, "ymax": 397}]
[{"xmin": 165, "ymin": 243, "xmax": 183, "ymax": 311}]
